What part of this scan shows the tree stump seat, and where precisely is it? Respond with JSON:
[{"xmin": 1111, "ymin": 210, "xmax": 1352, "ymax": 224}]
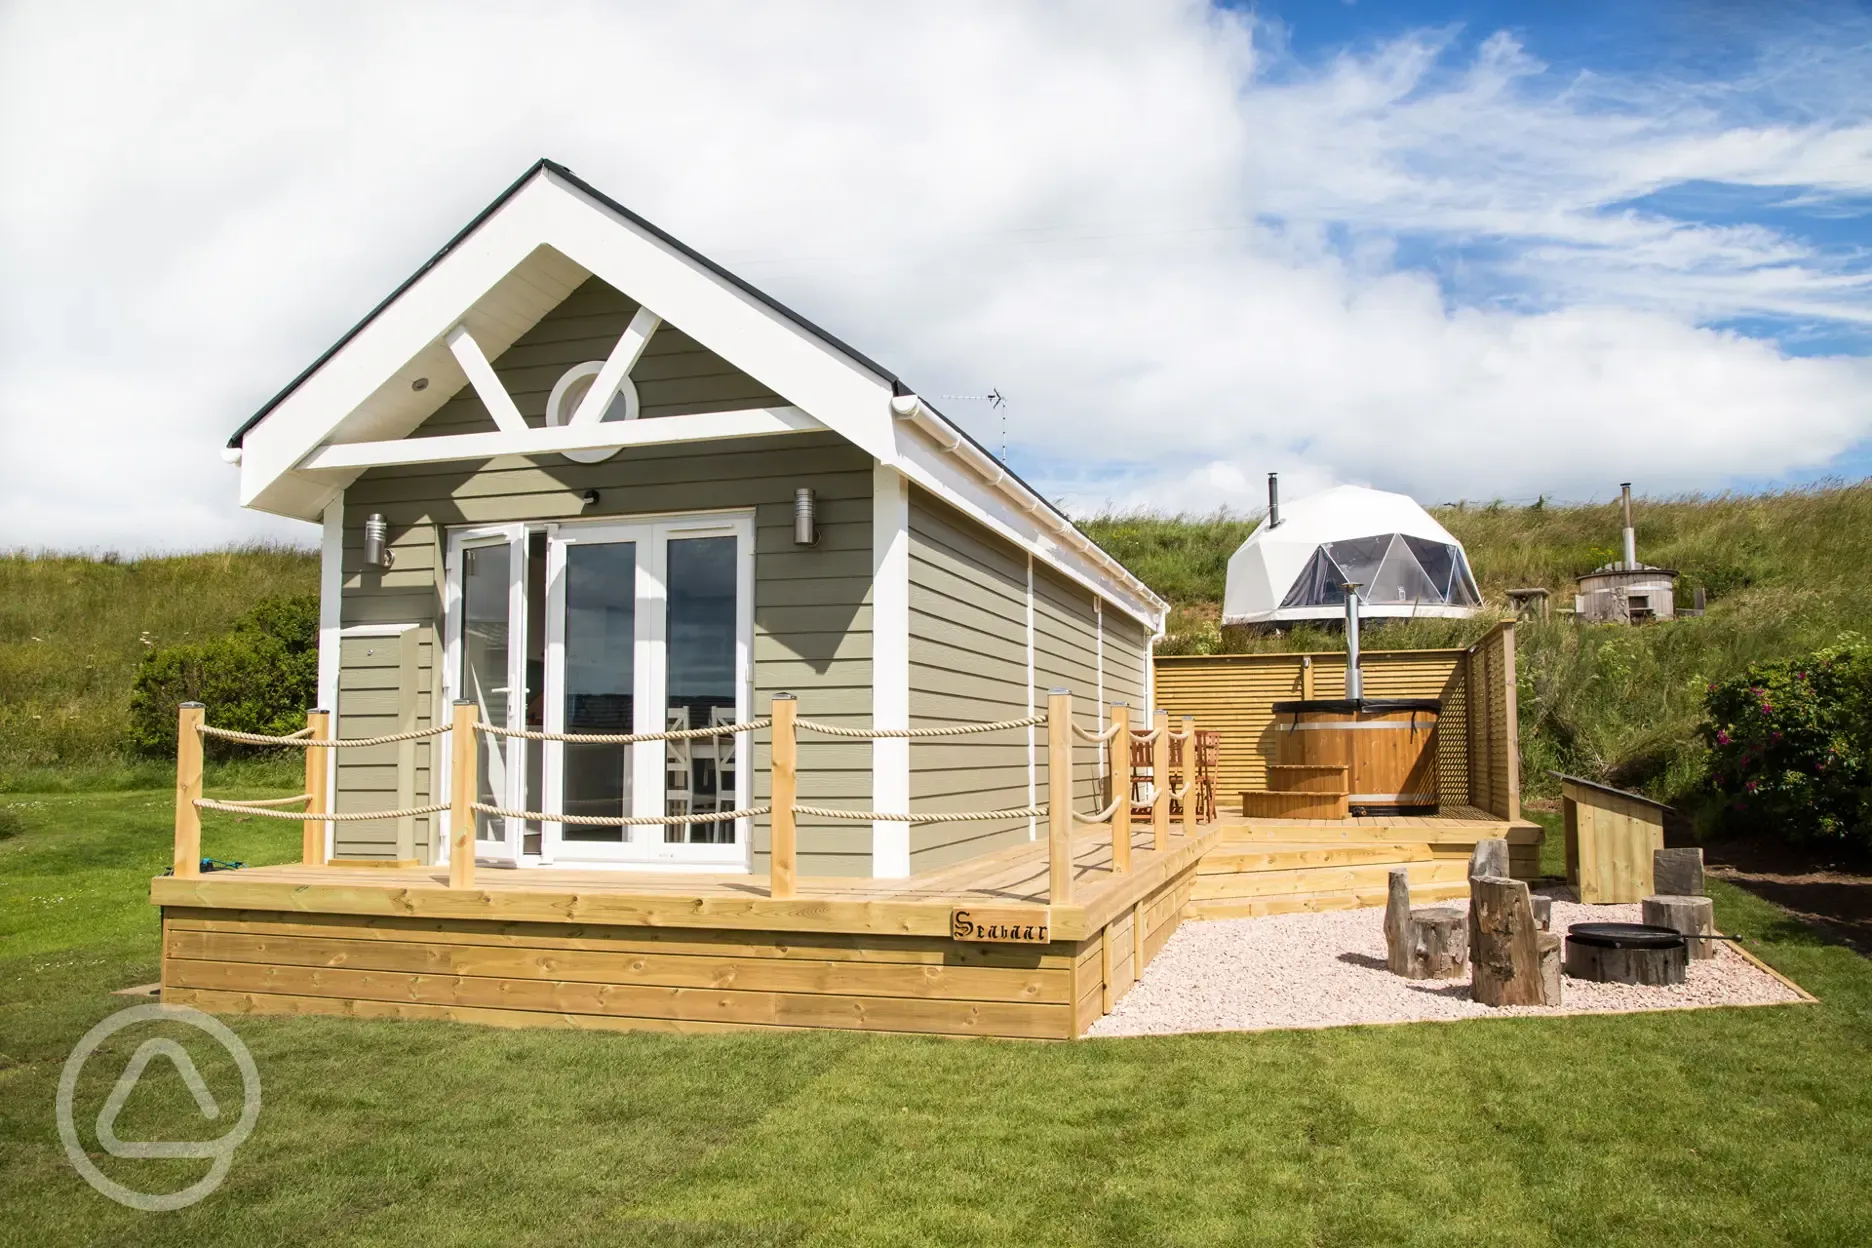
[
  {"xmin": 1384, "ymin": 869, "xmax": 1468, "ymax": 979},
  {"xmin": 1642, "ymin": 894, "xmax": 1716, "ymax": 960}
]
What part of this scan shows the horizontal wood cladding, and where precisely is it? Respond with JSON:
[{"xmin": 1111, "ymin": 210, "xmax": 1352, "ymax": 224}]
[
  {"xmin": 162, "ymin": 909, "xmax": 1075, "ymax": 1040},
  {"xmin": 1153, "ymin": 651, "xmax": 1469, "ymax": 808},
  {"xmin": 907, "ymin": 489, "xmax": 1032, "ymax": 872},
  {"xmin": 338, "ymin": 426, "xmax": 874, "ymax": 872}
]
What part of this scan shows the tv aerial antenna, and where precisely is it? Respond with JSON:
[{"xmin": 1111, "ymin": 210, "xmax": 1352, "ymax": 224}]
[{"xmin": 936, "ymin": 389, "xmax": 1009, "ymax": 459}]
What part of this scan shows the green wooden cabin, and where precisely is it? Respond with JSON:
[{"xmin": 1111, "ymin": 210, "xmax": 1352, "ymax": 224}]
[{"xmin": 227, "ymin": 159, "xmax": 1165, "ymax": 880}]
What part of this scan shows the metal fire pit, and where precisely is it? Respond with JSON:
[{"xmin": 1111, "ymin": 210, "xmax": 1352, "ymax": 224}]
[{"xmin": 1564, "ymin": 922, "xmax": 1688, "ymax": 986}]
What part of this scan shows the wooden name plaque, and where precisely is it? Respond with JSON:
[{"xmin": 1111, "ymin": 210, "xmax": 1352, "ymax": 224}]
[{"xmin": 950, "ymin": 907, "xmax": 1050, "ymax": 944}]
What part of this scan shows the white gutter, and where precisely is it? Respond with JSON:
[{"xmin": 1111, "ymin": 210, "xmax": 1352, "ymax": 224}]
[{"xmin": 888, "ymin": 394, "xmax": 1165, "ymax": 613}]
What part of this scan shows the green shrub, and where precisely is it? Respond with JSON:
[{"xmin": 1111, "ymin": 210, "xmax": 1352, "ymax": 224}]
[
  {"xmin": 1701, "ymin": 636, "xmax": 1872, "ymax": 846},
  {"xmin": 127, "ymin": 594, "xmax": 319, "ymax": 758}
]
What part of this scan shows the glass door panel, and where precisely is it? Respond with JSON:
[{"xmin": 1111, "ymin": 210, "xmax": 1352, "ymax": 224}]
[
  {"xmin": 460, "ymin": 541, "xmax": 513, "ymax": 849},
  {"xmin": 560, "ymin": 540, "xmax": 638, "ymax": 842},
  {"xmin": 664, "ymin": 535, "xmax": 738, "ymax": 844}
]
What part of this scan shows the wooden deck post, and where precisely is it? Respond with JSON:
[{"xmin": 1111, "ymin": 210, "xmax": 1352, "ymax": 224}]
[
  {"xmin": 1181, "ymin": 715, "xmax": 1197, "ymax": 836},
  {"xmin": 448, "ymin": 700, "xmax": 476, "ymax": 890},
  {"xmin": 1151, "ymin": 708, "xmax": 1170, "ymax": 851},
  {"xmin": 173, "ymin": 702, "xmax": 204, "ymax": 878},
  {"xmin": 770, "ymin": 694, "xmax": 798, "ymax": 899},
  {"xmin": 1048, "ymin": 689, "xmax": 1073, "ymax": 905},
  {"xmin": 1110, "ymin": 703, "xmax": 1131, "ymax": 873},
  {"xmin": 302, "ymin": 709, "xmax": 330, "ymax": 866}
]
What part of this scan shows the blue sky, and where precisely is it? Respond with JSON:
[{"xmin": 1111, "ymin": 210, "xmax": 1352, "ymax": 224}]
[{"xmin": 1, "ymin": 1, "xmax": 1869, "ymax": 547}]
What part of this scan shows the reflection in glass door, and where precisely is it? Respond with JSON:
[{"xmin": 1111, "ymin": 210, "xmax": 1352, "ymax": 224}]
[
  {"xmin": 559, "ymin": 538, "xmax": 638, "ymax": 841},
  {"xmin": 538, "ymin": 513, "xmax": 752, "ymax": 867},
  {"xmin": 459, "ymin": 540, "xmax": 512, "ymax": 851}
]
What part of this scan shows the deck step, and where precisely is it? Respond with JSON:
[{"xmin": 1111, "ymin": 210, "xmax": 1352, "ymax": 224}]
[
  {"xmin": 1198, "ymin": 841, "xmax": 1432, "ymax": 875},
  {"xmin": 1266, "ymin": 764, "xmax": 1349, "ymax": 794},
  {"xmin": 1184, "ymin": 878, "xmax": 1469, "ymax": 921},
  {"xmin": 1224, "ymin": 821, "xmax": 1530, "ymax": 846},
  {"xmin": 1188, "ymin": 855, "xmax": 1468, "ymax": 906},
  {"xmin": 1239, "ymin": 790, "xmax": 1350, "ymax": 820}
]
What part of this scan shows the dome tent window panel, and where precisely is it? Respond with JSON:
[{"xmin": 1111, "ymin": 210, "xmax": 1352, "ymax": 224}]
[
  {"xmin": 1366, "ymin": 534, "xmax": 1443, "ymax": 605},
  {"xmin": 1279, "ymin": 533, "xmax": 1393, "ymax": 608},
  {"xmin": 1401, "ymin": 535, "xmax": 1481, "ymax": 606}
]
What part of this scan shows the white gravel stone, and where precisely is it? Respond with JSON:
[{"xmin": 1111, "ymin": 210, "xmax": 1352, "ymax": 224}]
[{"xmin": 1089, "ymin": 888, "xmax": 1806, "ymax": 1038}]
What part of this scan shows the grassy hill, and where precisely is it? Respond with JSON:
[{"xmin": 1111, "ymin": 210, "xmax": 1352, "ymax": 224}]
[
  {"xmin": 0, "ymin": 546, "xmax": 318, "ymax": 787},
  {"xmin": 5, "ymin": 483, "xmax": 1866, "ymax": 806},
  {"xmin": 1083, "ymin": 482, "xmax": 1872, "ymax": 806}
]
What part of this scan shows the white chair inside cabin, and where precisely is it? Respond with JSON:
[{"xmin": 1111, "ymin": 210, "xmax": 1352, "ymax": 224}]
[{"xmin": 664, "ymin": 707, "xmax": 693, "ymax": 815}]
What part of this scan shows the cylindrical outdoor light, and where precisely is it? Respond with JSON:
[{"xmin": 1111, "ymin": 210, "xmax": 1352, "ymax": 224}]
[
  {"xmin": 793, "ymin": 487, "xmax": 818, "ymax": 546},
  {"xmin": 363, "ymin": 513, "xmax": 395, "ymax": 569}
]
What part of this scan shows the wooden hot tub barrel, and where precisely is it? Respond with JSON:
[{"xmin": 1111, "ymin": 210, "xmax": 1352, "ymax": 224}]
[{"xmin": 1270, "ymin": 698, "xmax": 1440, "ymax": 814}]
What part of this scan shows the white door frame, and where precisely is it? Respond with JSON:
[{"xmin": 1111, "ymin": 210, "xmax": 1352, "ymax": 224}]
[
  {"xmin": 443, "ymin": 508, "xmax": 755, "ymax": 870},
  {"xmin": 440, "ymin": 522, "xmax": 531, "ymax": 867}
]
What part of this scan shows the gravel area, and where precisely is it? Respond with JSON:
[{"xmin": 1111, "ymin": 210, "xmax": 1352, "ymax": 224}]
[{"xmin": 1090, "ymin": 888, "xmax": 1808, "ymax": 1037}]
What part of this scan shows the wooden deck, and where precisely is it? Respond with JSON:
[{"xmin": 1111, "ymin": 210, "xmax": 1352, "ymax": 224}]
[
  {"xmin": 154, "ymin": 824, "xmax": 1221, "ymax": 1041},
  {"xmin": 153, "ymin": 808, "xmax": 1545, "ymax": 1038}
]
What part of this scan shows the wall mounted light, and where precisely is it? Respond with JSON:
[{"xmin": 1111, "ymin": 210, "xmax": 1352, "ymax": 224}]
[
  {"xmin": 793, "ymin": 487, "xmax": 818, "ymax": 546},
  {"xmin": 363, "ymin": 513, "xmax": 395, "ymax": 569},
  {"xmin": 581, "ymin": 489, "xmax": 600, "ymax": 507}
]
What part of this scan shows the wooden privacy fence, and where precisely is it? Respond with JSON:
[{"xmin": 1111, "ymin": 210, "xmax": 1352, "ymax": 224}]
[
  {"xmin": 171, "ymin": 691, "xmax": 1205, "ymax": 905},
  {"xmin": 1152, "ymin": 621, "xmax": 1521, "ymax": 820}
]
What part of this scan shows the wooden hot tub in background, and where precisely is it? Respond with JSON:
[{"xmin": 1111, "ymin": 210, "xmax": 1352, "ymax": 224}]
[{"xmin": 1270, "ymin": 698, "xmax": 1441, "ymax": 815}]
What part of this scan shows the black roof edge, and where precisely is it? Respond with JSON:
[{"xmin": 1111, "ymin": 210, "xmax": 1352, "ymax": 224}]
[{"xmin": 227, "ymin": 160, "xmax": 1152, "ymax": 607}]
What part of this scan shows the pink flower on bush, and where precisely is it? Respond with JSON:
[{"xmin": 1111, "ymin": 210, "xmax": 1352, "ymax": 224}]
[
  {"xmin": 1716, "ymin": 730, "xmax": 1732, "ymax": 745},
  {"xmin": 1745, "ymin": 779, "xmax": 1759, "ymax": 793}
]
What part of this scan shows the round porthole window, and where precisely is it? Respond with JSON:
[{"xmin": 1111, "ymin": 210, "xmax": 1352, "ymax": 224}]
[{"xmin": 544, "ymin": 362, "xmax": 640, "ymax": 464}]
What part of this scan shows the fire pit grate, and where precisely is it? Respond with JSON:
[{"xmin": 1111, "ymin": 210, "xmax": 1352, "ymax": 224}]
[{"xmin": 1565, "ymin": 922, "xmax": 1688, "ymax": 986}]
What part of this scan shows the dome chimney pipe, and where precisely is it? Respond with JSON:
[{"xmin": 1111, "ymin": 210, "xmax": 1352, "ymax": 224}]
[
  {"xmin": 1344, "ymin": 582, "xmax": 1363, "ymax": 701},
  {"xmin": 1267, "ymin": 473, "xmax": 1281, "ymax": 529},
  {"xmin": 1621, "ymin": 482, "xmax": 1636, "ymax": 570}
]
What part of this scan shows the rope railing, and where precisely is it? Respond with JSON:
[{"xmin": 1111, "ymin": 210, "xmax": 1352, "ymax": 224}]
[
  {"xmin": 476, "ymin": 717, "xmax": 770, "ymax": 744},
  {"xmin": 170, "ymin": 691, "xmax": 1210, "ymax": 907},
  {"xmin": 794, "ymin": 714, "xmax": 1041, "ymax": 740},
  {"xmin": 792, "ymin": 803, "xmax": 1045, "ymax": 825},
  {"xmin": 199, "ymin": 722, "xmax": 449, "ymax": 748},
  {"xmin": 1073, "ymin": 794, "xmax": 1126, "ymax": 826},
  {"xmin": 470, "ymin": 802, "xmax": 771, "ymax": 827},
  {"xmin": 197, "ymin": 798, "xmax": 449, "ymax": 822}
]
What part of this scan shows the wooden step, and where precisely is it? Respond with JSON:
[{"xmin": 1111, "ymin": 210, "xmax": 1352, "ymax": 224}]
[
  {"xmin": 1198, "ymin": 841, "xmax": 1432, "ymax": 875},
  {"xmin": 1225, "ymin": 820, "xmax": 1533, "ymax": 846},
  {"xmin": 1184, "ymin": 879, "xmax": 1469, "ymax": 922},
  {"xmin": 1188, "ymin": 856, "xmax": 1468, "ymax": 905},
  {"xmin": 1239, "ymin": 790, "xmax": 1350, "ymax": 820},
  {"xmin": 1267, "ymin": 764, "xmax": 1349, "ymax": 794}
]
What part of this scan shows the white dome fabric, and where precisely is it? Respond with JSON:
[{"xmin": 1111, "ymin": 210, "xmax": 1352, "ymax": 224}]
[{"xmin": 1222, "ymin": 485, "xmax": 1482, "ymax": 626}]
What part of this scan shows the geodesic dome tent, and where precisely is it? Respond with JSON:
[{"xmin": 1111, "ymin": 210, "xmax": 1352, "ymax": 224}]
[{"xmin": 1222, "ymin": 484, "xmax": 1482, "ymax": 626}]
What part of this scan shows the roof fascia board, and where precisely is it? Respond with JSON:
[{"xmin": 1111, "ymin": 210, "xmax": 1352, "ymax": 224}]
[{"xmin": 890, "ymin": 417, "xmax": 1162, "ymax": 628}]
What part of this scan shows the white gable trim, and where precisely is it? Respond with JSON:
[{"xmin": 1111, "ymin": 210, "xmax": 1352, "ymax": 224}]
[
  {"xmin": 233, "ymin": 162, "xmax": 1163, "ymax": 628},
  {"xmin": 300, "ymin": 406, "xmax": 819, "ymax": 471}
]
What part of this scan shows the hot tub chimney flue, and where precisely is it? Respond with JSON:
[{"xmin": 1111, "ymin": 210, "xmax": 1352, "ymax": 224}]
[
  {"xmin": 1267, "ymin": 472, "xmax": 1281, "ymax": 529},
  {"xmin": 1620, "ymin": 482, "xmax": 1636, "ymax": 570},
  {"xmin": 1343, "ymin": 582, "xmax": 1363, "ymax": 701}
]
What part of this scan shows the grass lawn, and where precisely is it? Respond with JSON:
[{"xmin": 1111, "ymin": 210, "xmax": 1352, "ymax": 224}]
[{"xmin": 3, "ymin": 794, "xmax": 1870, "ymax": 1247}]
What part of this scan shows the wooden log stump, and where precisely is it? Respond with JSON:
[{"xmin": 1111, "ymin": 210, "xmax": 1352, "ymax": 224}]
[
  {"xmin": 1653, "ymin": 848, "xmax": 1706, "ymax": 898},
  {"xmin": 1468, "ymin": 838, "xmax": 1511, "ymax": 967},
  {"xmin": 1385, "ymin": 869, "xmax": 1469, "ymax": 979},
  {"xmin": 1471, "ymin": 876, "xmax": 1560, "ymax": 1006},
  {"xmin": 1537, "ymin": 932, "xmax": 1563, "ymax": 1004},
  {"xmin": 1643, "ymin": 894, "xmax": 1716, "ymax": 960}
]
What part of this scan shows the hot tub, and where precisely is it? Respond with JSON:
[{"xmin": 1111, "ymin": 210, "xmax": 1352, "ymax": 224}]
[{"xmin": 1269, "ymin": 698, "xmax": 1440, "ymax": 814}]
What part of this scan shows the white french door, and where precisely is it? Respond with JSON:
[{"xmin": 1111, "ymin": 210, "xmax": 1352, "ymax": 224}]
[{"xmin": 443, "ymin": 511, "xmax": 753, "ymax": 870}]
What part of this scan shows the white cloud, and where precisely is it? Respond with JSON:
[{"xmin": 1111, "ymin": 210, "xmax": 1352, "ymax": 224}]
[{"xmin": 0, "ymin": 0, "xmax": 1868, "ymax": 550}]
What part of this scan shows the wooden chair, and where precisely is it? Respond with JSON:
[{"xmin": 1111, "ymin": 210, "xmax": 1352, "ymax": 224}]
[
  {"xmin": 665, "ymin": 707, "xmax": 693, "ymax": 815},
  {"xmin": 1194, "ymin": 730, "xmax": 1220, "ymax": 824},
  {"xmin": 1128, "ymin": 736, "xmax": 1154, "ymax": 818}
]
